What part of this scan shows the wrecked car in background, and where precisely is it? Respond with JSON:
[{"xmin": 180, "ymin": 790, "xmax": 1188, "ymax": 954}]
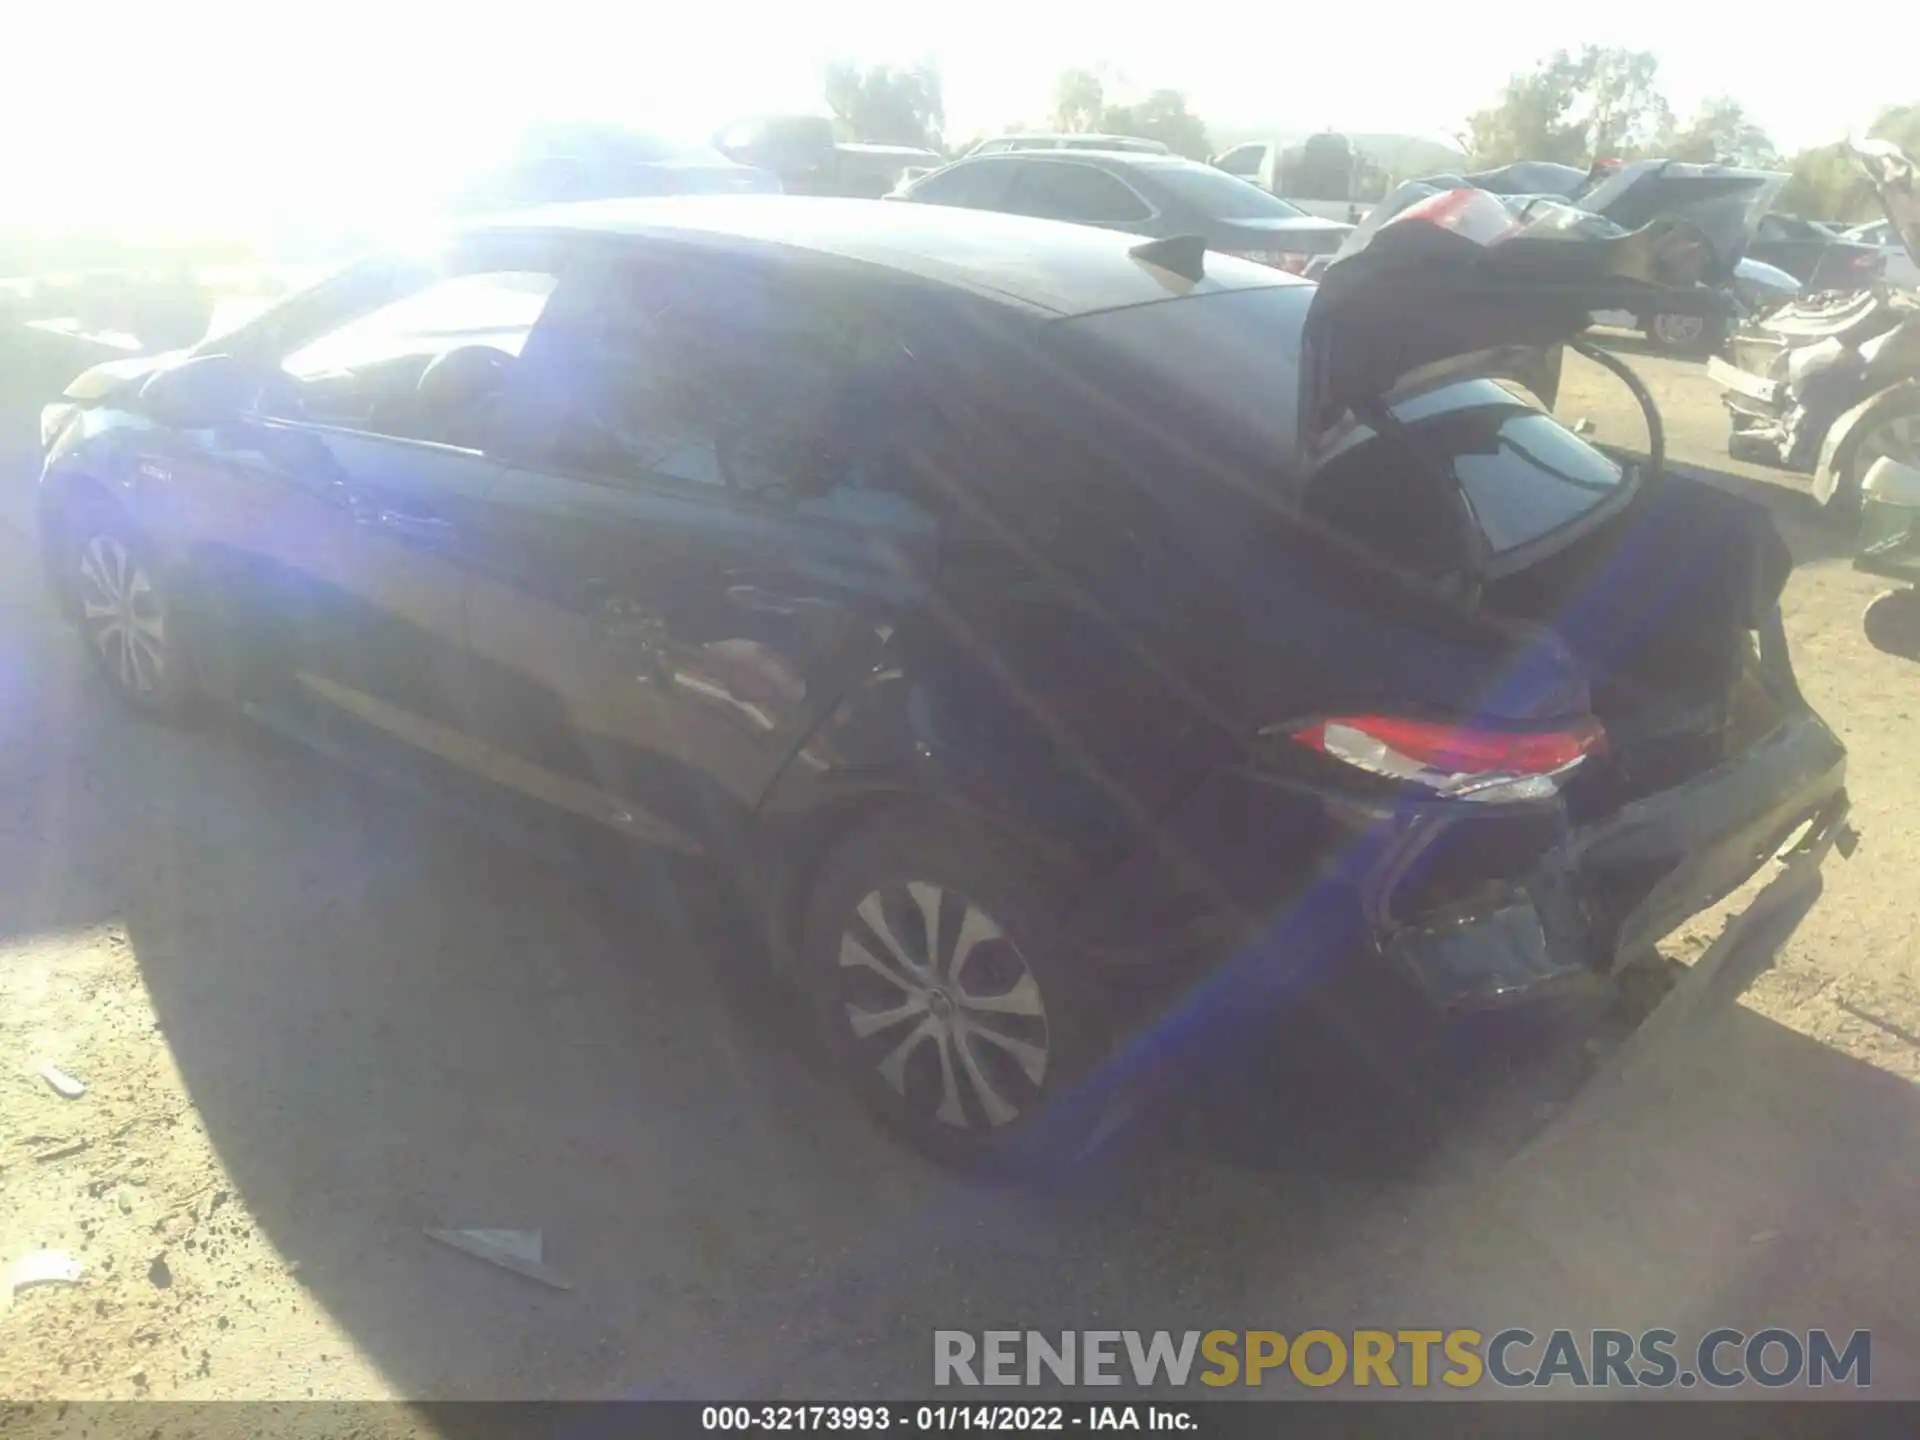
[
  {"xmin": 1340, "ymin": 158, "xmax": 1790, "ymax": 354},
  {"xmin": 1711, "ymin": 140, "xmax": 1920, "ymax": 515}
]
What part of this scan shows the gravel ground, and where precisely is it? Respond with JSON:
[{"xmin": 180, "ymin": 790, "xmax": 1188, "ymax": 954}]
[{"xmin": 2, "ymin": 340, "xmax": 1917, "ymax": 1405}]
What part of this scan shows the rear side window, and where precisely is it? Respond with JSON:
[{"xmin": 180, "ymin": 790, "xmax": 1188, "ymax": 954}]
[
  {"xmin": 1004, "ymin": 163, "xmax": 1153, "ymax": 225},
  {"xmin": 1214, "ymin": 144, "xmax": 1266, "ymax": 178},
  {"xmin": 502, "ymin": 259, "xmax": 938, "ymax": 527},
  {"xmin": 907, "ymin": 161, "xmax": 1015, "ymax": 210}
]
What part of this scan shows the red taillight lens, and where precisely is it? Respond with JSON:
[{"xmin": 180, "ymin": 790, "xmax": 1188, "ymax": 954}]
[{"xmin": 1286, "ymin": 714, "xmax": 1605, "ymax": 802}]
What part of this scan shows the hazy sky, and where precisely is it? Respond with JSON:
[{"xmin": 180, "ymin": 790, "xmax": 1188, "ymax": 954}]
[{"xmin": 3, "ymin": 0, "xmax": 1910, "ymax": 237}]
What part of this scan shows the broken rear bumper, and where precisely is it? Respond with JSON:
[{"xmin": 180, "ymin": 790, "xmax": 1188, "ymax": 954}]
[{"xmin": 1385, "ymin": 708, "xmax": 1849, "ymax": 1013}]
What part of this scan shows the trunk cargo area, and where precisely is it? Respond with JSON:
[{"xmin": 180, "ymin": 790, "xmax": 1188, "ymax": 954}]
[{"xmin": 1482, "ymin": 472, "xmax": 1797, "ymax": 825}]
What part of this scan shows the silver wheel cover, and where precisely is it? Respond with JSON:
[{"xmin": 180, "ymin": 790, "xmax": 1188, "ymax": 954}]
[
  {"xmin": 837, "ymin": 881, "xmax": 1051, "ymax": 1130},
  {"xmin": 77, "ymin": 535, "xmax": 166, "ymax": 695}
]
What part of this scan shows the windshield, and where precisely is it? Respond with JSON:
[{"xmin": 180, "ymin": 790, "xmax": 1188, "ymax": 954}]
[{"xmin": 1147, "ymin": 165, "xmax": 1308, "ymax": 219}]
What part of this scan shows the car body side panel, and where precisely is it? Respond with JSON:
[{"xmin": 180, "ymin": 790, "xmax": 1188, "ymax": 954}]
[{"xmin": 456, "ymin": 468, "xmax": 940, "ymax": 864}]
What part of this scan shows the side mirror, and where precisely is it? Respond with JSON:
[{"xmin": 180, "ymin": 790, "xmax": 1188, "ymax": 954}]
[{"xmin": 137, "ymin": 353, "xmax": 256, "ymax": 430}]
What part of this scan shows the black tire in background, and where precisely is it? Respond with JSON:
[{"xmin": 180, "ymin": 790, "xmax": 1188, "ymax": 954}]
[{"xmin": 799, "ymin": 805, "xmax": 1115, "ymax": 1169}]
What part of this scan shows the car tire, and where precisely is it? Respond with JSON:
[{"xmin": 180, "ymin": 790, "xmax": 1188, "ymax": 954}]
[
  {"xmin": 799, "ymin": 805, "xmax": 1114, "ymax": 1170},
  {"xmin": 1863, "ymin": 587, "xmax": 1920, "ymax": 659},
  {"xmin": 66, "ymin": 505, "xmax": 200, "ymax": 722}
]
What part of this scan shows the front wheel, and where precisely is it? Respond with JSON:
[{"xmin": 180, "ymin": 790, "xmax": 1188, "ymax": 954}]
[
  {"xmin": 800, "ymin": 808, "xmax": 1113, "ymax": 1169},
  {"xmin": 68, "ymin": 511, "xmax": 199, "ymax": 720}
]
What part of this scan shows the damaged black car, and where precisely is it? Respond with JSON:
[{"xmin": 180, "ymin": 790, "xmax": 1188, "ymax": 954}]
[{"xmin": 36, "ymin": 192, "xmax": 1850, "ymax": 1165}]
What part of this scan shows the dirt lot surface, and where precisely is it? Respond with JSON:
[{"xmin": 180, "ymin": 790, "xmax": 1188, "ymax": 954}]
[{"xmin": 2, "ymin": 339, "xmax": 1918, "ymax": 1407}]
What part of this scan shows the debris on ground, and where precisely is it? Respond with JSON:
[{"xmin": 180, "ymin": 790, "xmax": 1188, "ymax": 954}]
[
  {"xmin": 424, "ymin": 1228, "xmax": 573, "ymax": 1291},
  {"xmin": 31, "ymin": 1137, "xmax": 89, "ymax": 1164},
  {"xmin": 11, "ymin": 1250, "xmax": 84, "ymax": 1295},
  {"xmin": 36, "ymin": 1063, "xmax": 86, "ymax": 1099}
]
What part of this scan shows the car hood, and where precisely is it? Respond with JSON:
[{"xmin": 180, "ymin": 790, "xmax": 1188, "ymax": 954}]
[
  {"xmin": 1298, "ymin": 185, "xmax": 1719, "ymax": 461},
  {"xmin": 1854, "ymin": 139, "xmax": 1920, "ymax": 274},
  {"xmin": 60, "ymin": 348, "xmax": 190, "ymax": 401}
]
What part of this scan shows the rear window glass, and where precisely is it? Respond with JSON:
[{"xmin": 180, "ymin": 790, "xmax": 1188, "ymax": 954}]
[
  {"xmin": 906, "ymin": 161, "xmax": 1012, "ymax": 209},
  {"xmin": 1146, "ymin": 165, "xmax": 1306, "ymax": 219},
  {"xmin": 1056, "ymin": 296, "xmax": 1626, "ymax": 559},
  {"xmin": 1322, "ymin": 385, "xmax": 1628, "ymax": 556}
]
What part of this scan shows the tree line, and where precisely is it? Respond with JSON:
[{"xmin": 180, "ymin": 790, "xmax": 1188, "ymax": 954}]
[
  {"xmin": 1462, "ymin": 44, "xmax": 1918, "ymax": 220},
  {"xmin": 823, "ymin": 52, "xmax": 1917, "ymax": 220}
]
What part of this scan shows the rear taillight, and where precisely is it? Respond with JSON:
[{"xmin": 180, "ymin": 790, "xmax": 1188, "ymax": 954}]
[
  {"xmin": 1231, "ymin": 249, "xmax": 1312, "ymax": 274},
  {"xmin": 1847, "ymin": 250, "xmax": 1884, "ymax": 276},
  {"xmin": 1283, "ymin": 714, "xmax": 1605, "ymax": 803}
]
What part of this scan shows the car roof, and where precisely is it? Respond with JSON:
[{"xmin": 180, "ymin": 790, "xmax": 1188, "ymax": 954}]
[
  {"xmin": 965, "ymin": 149, "xmax": 1198, "ymax": 172},
  {"xmin": 474, "ymin": 193, "xmax": 1301, "ymax": 318},
  {"xmin": 996, "ymin": 133, "xmax": 1165, "ymax": 146}
]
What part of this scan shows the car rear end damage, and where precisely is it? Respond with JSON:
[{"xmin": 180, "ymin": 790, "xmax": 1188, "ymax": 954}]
[
  {"xmin": 1124, "ymin": 597, "xmax": 1849, "ymax": 1021},
  {"xmin": 1069, "ymin": 184, "xmax": 1852, "ymax": 1027}
]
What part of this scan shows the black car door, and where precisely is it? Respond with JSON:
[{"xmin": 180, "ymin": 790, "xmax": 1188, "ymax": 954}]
[
  {"xmin": 455, "ymin": 249, "xmax": 944, "ymax": 859},
  {"xmin": 184, "ymin": 240, "xmax": 564, "ymax": 773}
]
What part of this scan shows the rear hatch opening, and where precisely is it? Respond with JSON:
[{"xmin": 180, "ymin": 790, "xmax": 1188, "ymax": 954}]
[{"xmin": 1477, "ymin": 469, "xmax": 1798, "ymax": 824}]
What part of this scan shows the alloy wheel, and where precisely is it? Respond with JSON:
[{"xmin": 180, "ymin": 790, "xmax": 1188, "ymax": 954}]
[
  {"xmin": 1651, "ymin": 312, "xmax": 1706, "ymax": 349},
  {"xmin": 77, "ymin": 534, "xmax": 167, "ymax": 697},
  {"xmin": 837, "ymin": 882, "xmax": 1051, "ymax": 1130}
]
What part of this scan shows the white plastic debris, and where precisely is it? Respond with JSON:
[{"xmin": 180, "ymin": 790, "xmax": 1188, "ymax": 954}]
[
  {"xmin": 1571, "ymin": 417, "xmax": 1596, "ymax": 436},
  {"xmin": 423, "ymin": 1228, "xmax": 572, "ymax": 1291},
  {"xmin": 12, "ymin": 1250, "xmax": 84, "ymax": 1294},
  {"xmin": 38, "ymin": 1064, "xmax": 86, "ymax": 1099}
]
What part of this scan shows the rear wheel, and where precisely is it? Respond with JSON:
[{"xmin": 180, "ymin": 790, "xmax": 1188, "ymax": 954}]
[
  {"xmin": 800, "ymin": 809, "xmax": 1112, "ymax": 1168},
  {"xmin": 69, "ymin": 510, "xmax": 198, "ymax": 720}
]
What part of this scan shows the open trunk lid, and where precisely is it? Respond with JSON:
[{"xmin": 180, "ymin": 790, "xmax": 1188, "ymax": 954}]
[
  {"xmin": 1289, "ymin": 183, "xmax": 1803, "ymax": 804},
  {"xmin": 1295, "ymin": 184, "xmax": 1739, "ymax": 464}
]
